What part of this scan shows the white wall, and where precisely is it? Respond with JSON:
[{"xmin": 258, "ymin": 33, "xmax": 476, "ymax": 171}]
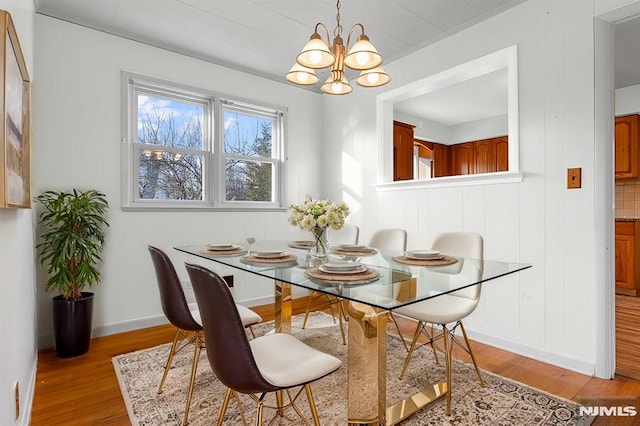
[
  {"xmin": 0, "ymin": 2, "xmax": 36, "ymax": 426},
  {"xmin": 615, "ymin": 83, "xmax": 640, "ymax": 115},
  {"xmin": 33, "ymin": 15, "xmax": 323, "ymax": 347},
  {"xmin": 322, "ymin": 0, "xmax": 628, "ymax": 376}
]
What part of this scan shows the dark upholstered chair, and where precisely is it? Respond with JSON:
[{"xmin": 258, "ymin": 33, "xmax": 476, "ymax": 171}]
[
  {"xmin": 185, "ymin": 262, "xmax": 342, "ymax": 425},
  {"xmin": 148, "ymin": 246, "xmax": 261, "ymax": 425}
]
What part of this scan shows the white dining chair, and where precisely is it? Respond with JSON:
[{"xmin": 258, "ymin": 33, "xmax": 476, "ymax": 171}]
[
  {"xmin": 328, "ymin": 224, "xmax": 360, "ymax": 246},
  {"xmin": 368, "ymin": 228, "xmax": 407, "ymax": 252},
  {"xmin": 393, "ymin": 232, "xmax": 485, "ymax": 415}
]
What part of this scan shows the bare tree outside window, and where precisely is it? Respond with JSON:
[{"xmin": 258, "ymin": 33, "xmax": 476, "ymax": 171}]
[
  {"xmin": 136, "ymin": 96, "xmax": 206, "ymax": 201},
  {"xmin": 223, "ymin": 111, "xmax": 274, "ymax": 202}
]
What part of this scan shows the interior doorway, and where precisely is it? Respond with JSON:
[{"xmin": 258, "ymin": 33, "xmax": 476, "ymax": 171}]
[{"xmin": 612, "ymin": 14, "xmax": 640, "ymax": 381}]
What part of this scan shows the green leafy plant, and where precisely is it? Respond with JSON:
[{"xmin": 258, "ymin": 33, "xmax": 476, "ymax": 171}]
[{"xmin": 35, "ymin": 189, "xmax": 109, "ymax": 300}]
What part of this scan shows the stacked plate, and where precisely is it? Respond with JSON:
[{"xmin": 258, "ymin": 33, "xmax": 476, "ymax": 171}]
[
  {"xmin": 404, "ymin": 249, "xmax": 444, "ymax": 260},
  {"xmin": 252, "ymin": 250, "xmax": 288, "ymax": 259},
  {"xmin": 338, "ymin": 244, "xmax": 367, "ymax": 251},
  {"xmin": 319, "ymin": 261, "xmax": 366, "ymax": 274},
  {"xmin": 206, "ymin": 243, "xmax": 239, "ymax": 251}
]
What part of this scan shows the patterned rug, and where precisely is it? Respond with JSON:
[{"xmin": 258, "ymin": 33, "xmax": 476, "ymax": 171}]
[{"xmin": 112, "ymin": 312, "xmax": 592, "ymax": 425}]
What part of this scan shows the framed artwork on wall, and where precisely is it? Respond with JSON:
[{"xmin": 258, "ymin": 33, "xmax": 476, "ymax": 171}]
[{"xmin": 0, "ymin": 10, "xmax": 30, "ymax": 209}]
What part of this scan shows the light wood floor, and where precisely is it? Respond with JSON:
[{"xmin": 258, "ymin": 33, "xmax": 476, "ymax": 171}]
[
  {"xmin": 31, "ymin": 297, "xmax": 640, "ymax": 426},
  {"xmin": 616, "ymin": 294, "xmax": 640, "ymax": 380}
]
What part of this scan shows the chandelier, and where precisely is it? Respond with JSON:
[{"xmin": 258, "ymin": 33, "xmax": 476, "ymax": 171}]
[{"xmin": 285, "ymin": 0, "xmax": 390, "ymax": 95}]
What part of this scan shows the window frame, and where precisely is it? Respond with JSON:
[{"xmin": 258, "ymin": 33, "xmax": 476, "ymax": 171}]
[{"xmin": 121, "ymin": 72, "xmax": 287, "ymax": 211}]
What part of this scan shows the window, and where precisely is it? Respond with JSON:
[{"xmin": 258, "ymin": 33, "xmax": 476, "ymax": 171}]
[{"xmin": 122, "ymin": 72, "xmax": 286, "ymax": 209}]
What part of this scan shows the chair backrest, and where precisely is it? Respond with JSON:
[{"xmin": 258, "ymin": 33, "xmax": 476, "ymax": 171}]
[
  {"xmin": 185, "ymin": 262, "xmax": 279, "ymax": 394},
  {"xmin": 328, "ymin": 224, "xmax": 360, "ymax": 245},
  {"xmin": 431, "ymin": 232, "xmax": 484, "ymax": 300},
  {"xmin": 148, "ymin": 246, "xmax": 201, "ymax": 331},
  {"xmin": 368, "ymin": 228, "xmax": 407, "ymax": 252}
]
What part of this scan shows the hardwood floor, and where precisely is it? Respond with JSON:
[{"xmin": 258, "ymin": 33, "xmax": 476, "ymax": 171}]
[
  {"xmin": 32, "ymin": 298, "xmax": 640, "ymax": 425},
  {"xmin": 616, "ymin": 294, "xmax": 640, "ymax": 380}
]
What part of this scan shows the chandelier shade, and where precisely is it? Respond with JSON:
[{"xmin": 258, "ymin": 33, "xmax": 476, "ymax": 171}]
[
  {"xmin": 344, "ymin": 34, "xmax": 383, "ymax": 70},
  {"xmin": 285, "ymin": 0, "xmax": 390, "ymax": 95},
  {"xmin": 285, "ymin": 63, "xmax": 320, "ymax": 85},
  {"xmin": 356, "ymin": 66, "xmax": 391, "ymax": 87},
  {"xmin": 296, "ymin": 33, "xmax": 335, "ymax": 69},
  {"xmin": 321, "ymin": 74, "xmax": 352, "ymax": 95}
]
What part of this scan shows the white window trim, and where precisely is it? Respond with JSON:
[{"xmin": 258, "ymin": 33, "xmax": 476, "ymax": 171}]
[{"xmin": 120, "ymin": 71, "xmax": 287, "ymax": 211}]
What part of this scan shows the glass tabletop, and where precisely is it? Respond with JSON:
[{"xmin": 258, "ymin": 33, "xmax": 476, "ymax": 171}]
[{"xmin": 175, "ymin": 242, "xmax": 531, "ymax": 311}]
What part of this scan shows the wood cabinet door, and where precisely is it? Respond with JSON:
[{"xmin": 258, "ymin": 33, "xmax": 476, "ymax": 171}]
[
  {"xmin": 474, "ymin": 139, "xmax": 495, "ymax": 174},
  {"xmin": 615, "ymin": 233, "xmax": 636, "ymax": 289},
  {"xmin": 432, "ymin": 143, "xmax": 450, "ymax": 177},
  {"xmin": 615, "ymin": 115, "xmax": 639, "ymax": 179},
  {"xmin": 450, "ymin": 142, "xmax": 475, "ymax": 175},
  {"xmin": 495, "ymin": 136, "xmax": 509, "ymax": 171},
  {"xmin": 393, "ymin": 121, "xmax": 414, "ymax": 181}
]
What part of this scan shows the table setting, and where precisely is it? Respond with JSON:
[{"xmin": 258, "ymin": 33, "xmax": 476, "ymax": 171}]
[
  {"xmin": 201, "ymin": 243, "xmax": 247, "ymax": 256},
  {"xmin": 392, "ymin": 249, "xmax": 459, "ymax": 266}
]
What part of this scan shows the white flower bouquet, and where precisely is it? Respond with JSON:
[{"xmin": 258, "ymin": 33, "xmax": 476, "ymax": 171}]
[{"xmin": 288, "ymin": 195, "xmax": 350, "ymax": 231}]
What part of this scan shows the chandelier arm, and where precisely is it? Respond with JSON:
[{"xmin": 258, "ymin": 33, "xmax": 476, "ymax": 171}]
[
  {"xmin": 345, "ymin": 23, "xmax": 365, "ymax": 50},
  {"xmin": 314, "ymin": 22, "xmax": 332, "ymax": 46}
]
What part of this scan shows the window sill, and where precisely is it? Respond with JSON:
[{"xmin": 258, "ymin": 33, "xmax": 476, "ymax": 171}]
[
  {"xmin": 375, "ymin": 171, "xmax": 524, "ymax": 192},
  {"xmin": 121, "ymin": 205, "xmax": 288, "ymax": 212}
]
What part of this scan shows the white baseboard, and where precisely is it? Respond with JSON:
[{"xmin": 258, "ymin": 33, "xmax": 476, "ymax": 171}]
[
  {"xmin": 465, "ymin": 329, "xmax": 596, "ymax": 376},
  {"xmin": 19, "ymin": 359, "xmax": 37, "ymax": 426}
]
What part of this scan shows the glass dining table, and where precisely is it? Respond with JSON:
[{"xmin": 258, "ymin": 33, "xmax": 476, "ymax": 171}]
[{"xmin": 175, "ymin": 242, "xmax": 531, "ymax": 426}]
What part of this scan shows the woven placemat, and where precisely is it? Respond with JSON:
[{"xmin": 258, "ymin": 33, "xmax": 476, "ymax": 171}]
[
  {"xmin": 201, "ymin": 248, "xmax": 247, "ymax": 257},
  {"xmin": 392, "ymin": 255, "xmax": 458, "ymax": 266},
  {"xmin": 331, "ymin": 247, "xmax": 378, "ymax": 256},
  {"xmin": 288, "ymin": 241, "xmax": 314, "ymax": 250},
  {"xmin": 305, "ymin": 266, "xmax": 380, "ymax": 281},
  {"xmin": 241, "ymin": 254, "xmax": 298, "ymax": 264}
]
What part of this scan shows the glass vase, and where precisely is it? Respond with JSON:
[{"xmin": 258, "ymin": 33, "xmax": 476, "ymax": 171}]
[{"xmin": 310, "ymin": 226, "xmax": 329, "ymax": 259}]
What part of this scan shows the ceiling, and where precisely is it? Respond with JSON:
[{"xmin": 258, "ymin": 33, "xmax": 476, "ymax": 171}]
[
  {"xmin": 33, "ymin": 0, "xmax": 640, "ymax": 124},
  {"xmin": 34, "ymin": 0, "xmax": 527, "ymax": 92}
]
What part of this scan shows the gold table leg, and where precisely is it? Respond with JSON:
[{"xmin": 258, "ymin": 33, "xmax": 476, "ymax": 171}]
[
  {"xmin": 347, "ymin": 302, "xmax": 387, "ymax": 425},
  {"xmin": 346, "ymin": 301, "xmax": 448, "ymax": 426},
  {"xmin": 274, "ymin": 280, "xmax": 292, "ymax": 334}
]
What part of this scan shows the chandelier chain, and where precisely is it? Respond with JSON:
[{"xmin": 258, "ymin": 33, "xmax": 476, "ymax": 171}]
[{"xmin": 334, "ymin": 0, "xmax": 343, "ymax": 37}]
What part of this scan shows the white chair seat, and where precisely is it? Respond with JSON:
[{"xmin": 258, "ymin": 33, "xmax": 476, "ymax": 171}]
[
  {"xmin": 395, "ymin": 294, "xmax": 478, "ymax": 325},
  {"xmin": 250, "ymin": 333, "xmax": 342, "ymax": 388},
  {"xmin": 189, "ymin": 303, "xmax": 262, "ymax": 327}
]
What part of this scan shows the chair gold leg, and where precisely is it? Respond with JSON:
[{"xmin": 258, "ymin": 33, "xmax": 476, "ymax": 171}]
[
  {"xmin": 157, "ymin": 328, "xmax": 181, "ymax": 394},
  {"xmin": 248, "ymin": 325, "xmax": 256, "ymax": 339},
  {"xmin": 442, "ymin": 325, "xmax": 452, "ymax": 416},
  {"xmin": 217, "ymin": 388, "xmax": 233, "ymax": 426},
  {"xmin": 232, "ymin": 391, "xmax": 248, "ymax": 425},
  {"xmin": 337, "ymin": 302, "xmax": 347, "ymax": 345},
  {"xmin": 256, "ymin": 400, "xmax": 264, "ymax": 426},
  {"xmin": 275, "ymin": 390, "xmax": 284, "ymax": 417},
  {"xmin": 429, "ymin": 323, "xmax": 439, "ymax": 364},
  {"xmin": 183, "ymin": 331, "xmax": 202, "ymax": 425},
  {"xmin": 458, "ymin": 322, "xmax": 484, "ymax": 387},
  {"xmin": 388, "ymin": 313, "xmax": 410, "ymax": 352},
  {"xmin": 399, "ymin": 321, "xmax": 424, "ymax": 379},
  {"xmin": 304, "ymin": 384, "xmax": 321, "ymax": 426}
]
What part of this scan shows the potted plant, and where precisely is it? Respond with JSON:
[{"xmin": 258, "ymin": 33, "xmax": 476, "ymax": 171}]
[{"xmin": 35, "ymin": 189, "xmax": 109, "ymax": 358}]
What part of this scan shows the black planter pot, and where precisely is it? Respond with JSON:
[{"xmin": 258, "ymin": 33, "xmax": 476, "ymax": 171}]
[{"xmin": 52, "ymin": 292, "xmax": 95, "ymax": 358}]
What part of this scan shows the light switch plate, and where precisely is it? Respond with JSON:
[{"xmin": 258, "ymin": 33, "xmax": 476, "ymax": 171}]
[{"xmin": 567, "ymin": 168, "xmax": 582, "ymax": 189}]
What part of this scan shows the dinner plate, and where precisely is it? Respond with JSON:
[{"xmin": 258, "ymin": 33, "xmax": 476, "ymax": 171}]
[
  {"xmin": 289, "ymin": 240, "xmax": 314, "ymax": 248},
  {"xmin": 405, "ymin": 249, "xmax": 443, "ymax": 260},
  {"xmin": 321, "ymin": 261, "xmax": 361, "ymax": 271},
  {"xmin": 338, "ymin": 244, "xmax": 367, "ymax": 251},
  {"xmin": 319, "ymin": 265, "xmax": 367, "ymax": 275},
  {"xmin": 206, "ymin": 243, "xmax": 236, "ymax": 250},
  {"xmin": 252, "ymin": 250, "xmax": 287, "ymax": 258}
]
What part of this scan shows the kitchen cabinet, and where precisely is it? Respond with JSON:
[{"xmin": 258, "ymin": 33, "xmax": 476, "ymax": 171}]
[
  {"xmin": 432, "ymin": 143, "xmax": 450, "ymax": 177},
  {"xmin": 615, "ymin": 221, "xmax": 640, "ymax": 296},
  {"xmin": 450, "ymin": 142, "xmax": 475, "ymax": 176},
  {"xmin": 393, "ymin": 121, "xmax": 415, "ymax": 181},
  {"xmin": 615, "ymin": 114, "xmax": 640, "ymax": 179}
]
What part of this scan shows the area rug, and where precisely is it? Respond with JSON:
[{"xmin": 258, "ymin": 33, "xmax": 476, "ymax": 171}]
[{"xmin": 113, "ymin": 312, "xmax": 592, "ymax": 425}]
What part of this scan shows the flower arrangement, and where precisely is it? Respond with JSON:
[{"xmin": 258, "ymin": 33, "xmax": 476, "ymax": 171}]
[{"xmin": 288, "ymin": 195, "xmax": 350, "ymax": 231}]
